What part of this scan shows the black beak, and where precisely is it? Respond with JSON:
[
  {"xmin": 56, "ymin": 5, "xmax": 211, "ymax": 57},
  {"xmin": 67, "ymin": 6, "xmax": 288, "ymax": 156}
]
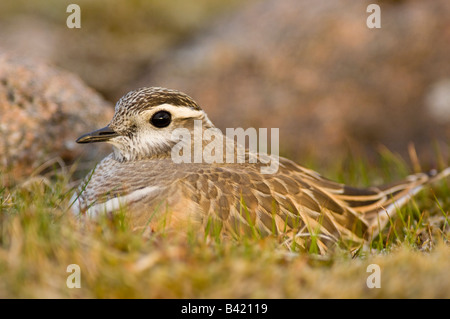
[{"xmin": 76, "ymin": 125, "xmax": 119, "ymax": 144}]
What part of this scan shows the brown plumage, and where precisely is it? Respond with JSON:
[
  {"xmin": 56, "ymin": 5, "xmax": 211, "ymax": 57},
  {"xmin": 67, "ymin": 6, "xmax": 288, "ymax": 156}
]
[{"xmin": 72, "ymin": 87, "xmax": 449, "ymax": 254}]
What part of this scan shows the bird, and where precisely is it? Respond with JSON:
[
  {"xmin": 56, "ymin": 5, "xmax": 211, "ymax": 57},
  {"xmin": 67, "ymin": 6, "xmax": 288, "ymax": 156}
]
[{"xmin": 72, "ymin": 87, "xmax": 450, "ymax": 254}]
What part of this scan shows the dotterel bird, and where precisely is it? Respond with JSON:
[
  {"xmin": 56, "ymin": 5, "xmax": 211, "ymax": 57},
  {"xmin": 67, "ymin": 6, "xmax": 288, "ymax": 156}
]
[{"xmin": 72, "ymin": 87, "xmax": 449, "ymax": 254}]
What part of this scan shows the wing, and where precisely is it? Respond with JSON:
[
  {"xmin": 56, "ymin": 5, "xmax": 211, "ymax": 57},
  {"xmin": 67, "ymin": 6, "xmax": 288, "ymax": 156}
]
[
  {"xmin": 176, "ymin": 158, "xmax": 447, "ymax": 254},
  {"xmin": 176, "ymin": 159, "xmax": 368, "ymax": 254},
  {"xmin": 74, "ymin": 154, "xmax": 448, "ymax": 254},
  {"xmin": 277, "ymin": 158, "xmax": 448, "ymax": 243}
]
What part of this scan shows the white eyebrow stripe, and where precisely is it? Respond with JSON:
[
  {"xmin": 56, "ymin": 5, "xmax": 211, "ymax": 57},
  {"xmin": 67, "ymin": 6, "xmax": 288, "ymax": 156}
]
[
  {"xmin": 85, "ymin": 186, "xmax": 160, "ymax": 218},
  {"xmin": 143, "ymin": 104, "xmax": 206, "ymax": 120}
]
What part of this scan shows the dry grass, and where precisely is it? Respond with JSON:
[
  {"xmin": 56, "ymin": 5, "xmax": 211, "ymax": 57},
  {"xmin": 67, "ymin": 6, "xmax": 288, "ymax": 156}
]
[{"xmin": 0, "ymin": 150, "xmax": 449, "ymax": 299}]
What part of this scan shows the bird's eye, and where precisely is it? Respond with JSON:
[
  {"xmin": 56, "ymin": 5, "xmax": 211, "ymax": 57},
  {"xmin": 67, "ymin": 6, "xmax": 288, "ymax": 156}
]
[{"xmin": 150, "ymin": 111, "xmax": 171, "ymax": 128}]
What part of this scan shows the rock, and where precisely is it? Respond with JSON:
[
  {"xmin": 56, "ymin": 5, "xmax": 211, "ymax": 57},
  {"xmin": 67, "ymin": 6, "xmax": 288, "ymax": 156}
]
[
  {"xmin": 132, "ymin": 0, "xmax": 450, "ymax": 165},
  {"xmin": 0, "ymin": 1, "xmax": 243, "ymax": 102},
  {"xmin": 0, "ymin": 51, "xmax": 114, "ymax": 181}
]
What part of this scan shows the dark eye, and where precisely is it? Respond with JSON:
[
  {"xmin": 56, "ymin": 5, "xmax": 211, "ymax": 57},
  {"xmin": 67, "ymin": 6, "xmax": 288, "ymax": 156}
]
[{"xmin": 150, "ymin": 111, "xmax": 171, "ymax": 128}]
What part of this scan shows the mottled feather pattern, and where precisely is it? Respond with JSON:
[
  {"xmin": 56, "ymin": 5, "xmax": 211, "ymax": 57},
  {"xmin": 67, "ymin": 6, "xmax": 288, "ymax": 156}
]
[{"xmin": 73, "ymin": 87, "xmax": 450, "ymax": 254}]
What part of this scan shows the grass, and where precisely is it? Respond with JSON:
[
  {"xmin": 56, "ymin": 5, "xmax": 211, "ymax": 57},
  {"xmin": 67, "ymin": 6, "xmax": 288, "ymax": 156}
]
[{"xmin": 0, "ymin": 148, "xmax": 449, "ymax": 298}]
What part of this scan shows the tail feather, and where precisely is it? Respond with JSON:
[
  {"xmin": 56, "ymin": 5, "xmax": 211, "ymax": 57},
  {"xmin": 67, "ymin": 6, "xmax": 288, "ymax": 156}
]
[
  {"xmin": 303, "ymin": 165, "xmax": 449, "ymax": 244},
  {"xmin": 427, "ymin": 167, "xmax": 450, "ymax": 183},
  {"xmin": 363, "ymin": 167, "xmax": 449, "ymax": 240}
]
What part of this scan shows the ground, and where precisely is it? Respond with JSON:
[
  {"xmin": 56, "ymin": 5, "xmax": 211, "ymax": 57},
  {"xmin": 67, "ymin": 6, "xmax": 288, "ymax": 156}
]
[{"xmin": 0, "ymin": 149, "xmax": 449, "ymax": 298}]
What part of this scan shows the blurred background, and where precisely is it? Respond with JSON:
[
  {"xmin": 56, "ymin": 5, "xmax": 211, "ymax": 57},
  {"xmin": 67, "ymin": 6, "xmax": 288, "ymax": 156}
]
[{"xmin": 1, "ymin": 0, "xmax": 450, "ymax": 180}]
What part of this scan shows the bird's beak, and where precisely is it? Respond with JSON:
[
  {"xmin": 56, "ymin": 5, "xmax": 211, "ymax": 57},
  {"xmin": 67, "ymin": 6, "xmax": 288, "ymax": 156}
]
[{"xmin": 76, "ymin": 125, "xmax": 119, "ymax": 144}]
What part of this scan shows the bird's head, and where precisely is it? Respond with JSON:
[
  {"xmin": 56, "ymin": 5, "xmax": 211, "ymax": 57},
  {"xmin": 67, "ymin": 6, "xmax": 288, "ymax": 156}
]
[{"xmin": 76, "ymin": 87, "xmax": 214, "ymax": 161}]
